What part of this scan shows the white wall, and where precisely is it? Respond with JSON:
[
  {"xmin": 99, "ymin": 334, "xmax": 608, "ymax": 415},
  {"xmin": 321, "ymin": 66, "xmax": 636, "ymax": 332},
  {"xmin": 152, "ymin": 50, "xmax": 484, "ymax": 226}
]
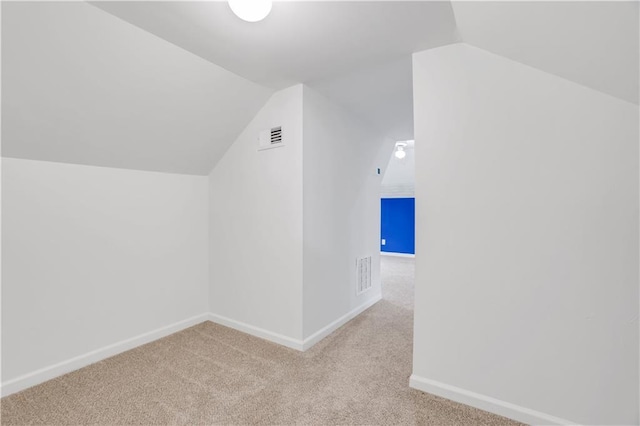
[
  {"xmin": 411, "ymin": 43, "xmax": 638, "ymax": 425},
  {"xmin": 207, "ymin": 84, "xmax": 392, "ymax": 345},
  {"xmin": 2, "ymin": 158, "xmax": 209, "ymax": 384},
  {"xmin": 209, "ymin": 85, "xmax": 304, "ymax": 342},
  {"xmin": 302, "ymin": 86, "xmax": 394, "ymax": 339}
]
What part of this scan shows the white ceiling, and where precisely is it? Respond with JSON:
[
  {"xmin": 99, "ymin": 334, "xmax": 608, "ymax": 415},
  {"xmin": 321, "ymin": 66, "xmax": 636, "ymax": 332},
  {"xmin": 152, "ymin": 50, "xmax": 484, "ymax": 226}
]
[
  {"xmin": 2, "ymin": 2, "xmax": 272, "ymax": 175},
  {"xmin": 307, "ymin": 56, "xmax": 414, "ymax": 141},
  {"xmin": 2, "ymin": 1, "xmax": 637, "ymax": 175},
  {"xmin": 91, "ymin": 1, "xmax": 459, "ymax": 90},
  {"xmin": 453, "ymin": 1, "xmax": 639, "ymax": 105},
  {"xmin": 90, "ymin": 1, "xmax": 458, "ymax": 143}
]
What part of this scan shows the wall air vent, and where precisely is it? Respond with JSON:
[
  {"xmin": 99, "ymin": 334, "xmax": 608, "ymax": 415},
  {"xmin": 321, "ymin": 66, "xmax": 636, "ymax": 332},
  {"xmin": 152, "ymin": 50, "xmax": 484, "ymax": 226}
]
[
  {"xmin": 270, "ymin": 126, "xmax": 282, "ymax": 144},
  {"xmin": 356, "ymin": 256, "xmax": 372, "ymax": 295},
  {"xmin": 258, "ymin": 126, "xmax": 284, "ymax": 151}
]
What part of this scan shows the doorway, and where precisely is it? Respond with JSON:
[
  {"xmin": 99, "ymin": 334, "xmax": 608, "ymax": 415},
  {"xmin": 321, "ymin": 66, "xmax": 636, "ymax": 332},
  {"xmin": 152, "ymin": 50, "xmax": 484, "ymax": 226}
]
[{"xmin": 380, "ymin": 140, "xmax": 415, "ymax": 257}]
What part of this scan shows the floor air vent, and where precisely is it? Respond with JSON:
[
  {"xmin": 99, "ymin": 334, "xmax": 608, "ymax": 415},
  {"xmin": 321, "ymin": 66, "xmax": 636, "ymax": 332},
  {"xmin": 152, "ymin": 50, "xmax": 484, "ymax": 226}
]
[{"xmin": 356, "ymin": 256, "xmax": 372, "ymax": 295}]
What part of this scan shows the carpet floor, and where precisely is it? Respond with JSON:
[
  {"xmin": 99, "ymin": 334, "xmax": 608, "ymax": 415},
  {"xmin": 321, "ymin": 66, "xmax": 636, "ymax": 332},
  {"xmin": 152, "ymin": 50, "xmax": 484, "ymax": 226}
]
[{"xmin": 1, "ymin": 256, "xmax": 520, "ymax": 425}]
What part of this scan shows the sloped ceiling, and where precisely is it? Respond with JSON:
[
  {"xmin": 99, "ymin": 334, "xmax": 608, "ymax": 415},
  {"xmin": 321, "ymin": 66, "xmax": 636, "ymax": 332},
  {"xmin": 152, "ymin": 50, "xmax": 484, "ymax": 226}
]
[
  {"xmin": 90, "ymin": 1, "xmax": 459, "ymax": 142},
  {"xmin": 307, "ymin": 56, "xmax": 415, "ymax": 142},
  {"xmin": 91, "ymin": 1, "xmax": 459, "ymax": 90},
  {"xmin": 309, "ymin": 0, "xmax": 639, "ymax": 142},
  {"xmin": 2, "ymin": 1, "xmax": 637, "ymax": 176},
  {"xmin": 453, "ymin": 1, "xmax": 639, "ymax": 105},
  {"xmin": 2, "ymin": 2, "xmax": 272, "ymax": 175},
  {"xmin": 92, "ymin": 0, "xmax": 638, "ymax": 144}
]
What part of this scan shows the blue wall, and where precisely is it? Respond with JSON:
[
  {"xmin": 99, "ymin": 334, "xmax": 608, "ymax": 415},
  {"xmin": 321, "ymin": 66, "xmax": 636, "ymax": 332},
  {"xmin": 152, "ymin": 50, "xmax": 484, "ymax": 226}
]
[{"xmin": 380, "ymin": 198, "xmax": 415, "ymax": 254}]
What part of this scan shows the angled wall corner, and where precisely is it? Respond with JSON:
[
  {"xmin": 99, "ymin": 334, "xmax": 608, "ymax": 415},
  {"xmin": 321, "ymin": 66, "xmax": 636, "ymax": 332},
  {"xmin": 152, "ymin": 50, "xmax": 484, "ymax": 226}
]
[{"xmin": 207, "ymin": 83, "xmax": 395, "ymax": 348}]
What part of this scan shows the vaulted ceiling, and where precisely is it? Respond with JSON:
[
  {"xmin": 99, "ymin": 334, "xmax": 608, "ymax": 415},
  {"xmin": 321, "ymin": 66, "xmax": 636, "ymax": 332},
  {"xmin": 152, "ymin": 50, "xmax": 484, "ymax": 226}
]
[
  {"xmin": 452, "ymin": 1, "xmax": 639, "ymax": 105},
  {"xmin": 2, "ymin": 1, "xmax": 637, "ymax": 175},
  {"xmin": 2, "ymin": 2, "xmax": 272, "ymax": 175},
  {"xmin": 91, "ymin": 1, "xmax": 459, "ymax": 90}
]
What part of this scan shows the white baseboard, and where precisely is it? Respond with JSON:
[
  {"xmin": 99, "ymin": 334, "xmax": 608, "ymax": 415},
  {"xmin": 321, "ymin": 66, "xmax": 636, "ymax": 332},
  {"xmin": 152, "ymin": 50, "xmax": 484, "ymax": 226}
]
[
  {"xmin": 381, "ymin": 251, "xmax": 415, "ymax": 258},
  {"xmin": 207, "ymin": 313, "xmax": 304, "ymax": 351},
  {"xmin": 0, "ymin": 313, "xmax": 209, "ymax": 398},
  {"xmin": 409, "ymin": 375, "xmax": 576, "ymax": 425},
  {"xmin": 302, "ymin": 294, "xmax": 382, "ymax": 351},
  {"xmin": 1, "ymin": 303, "xmax": 383, "ymax": 398},
  {"xmin": 208, "ymin": 295, "xmax": 383, "ymax": 353}
]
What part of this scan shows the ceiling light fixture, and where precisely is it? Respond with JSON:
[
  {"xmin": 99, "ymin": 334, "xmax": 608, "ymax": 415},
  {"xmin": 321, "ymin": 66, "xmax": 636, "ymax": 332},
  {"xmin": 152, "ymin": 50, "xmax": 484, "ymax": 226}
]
[
  {"xmin": 228, "ymin": 0, "xmax": 272, "ymax": 22},
  {"xmin": 394, "ymin": 142, "xmax": 407, "ymax": 159}
]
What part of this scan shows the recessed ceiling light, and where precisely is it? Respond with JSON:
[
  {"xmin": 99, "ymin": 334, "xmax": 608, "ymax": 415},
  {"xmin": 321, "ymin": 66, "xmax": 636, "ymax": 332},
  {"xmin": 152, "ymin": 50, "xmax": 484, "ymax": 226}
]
[{"xmin": 228, "ymin": 0, "xmax": 272, "ymax": 22}]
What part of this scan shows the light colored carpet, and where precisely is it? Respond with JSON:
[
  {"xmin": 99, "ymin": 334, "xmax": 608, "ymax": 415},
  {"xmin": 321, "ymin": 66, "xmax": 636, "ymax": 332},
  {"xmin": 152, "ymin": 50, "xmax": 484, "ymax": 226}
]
[{"xmin": 1, "ymin": 256, "xmax": 520, "ymax": 425}]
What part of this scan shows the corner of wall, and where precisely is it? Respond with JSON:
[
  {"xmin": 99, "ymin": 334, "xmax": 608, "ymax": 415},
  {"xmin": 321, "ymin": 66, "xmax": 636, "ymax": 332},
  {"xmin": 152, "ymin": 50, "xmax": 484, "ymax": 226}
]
[
  {"xmin": 301, "ymin": 85, "xmax": 393, "ymax": 342},
  {"xmin": 207, "ymin": 82, "xmax": 305, "ymax": 343}
]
